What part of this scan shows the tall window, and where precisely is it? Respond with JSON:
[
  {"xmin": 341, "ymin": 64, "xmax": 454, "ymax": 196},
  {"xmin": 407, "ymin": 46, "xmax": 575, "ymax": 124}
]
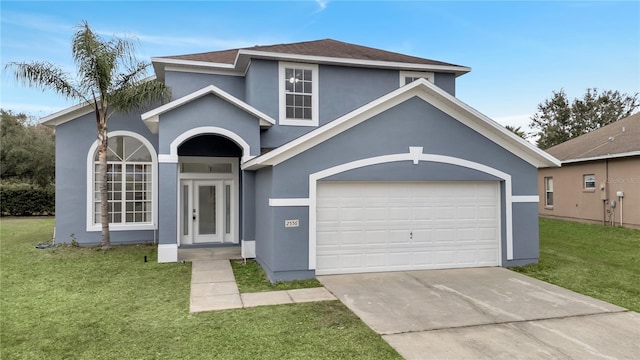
[
  {"xmin": 279, "ymin": 62, "xmax": 318, "ymax": 126},
  {"xmin": 93, "ymin": 135, "xmax": 153, "ymax": 226},
  {"xmin": 544, "ymin": 177, "xmax": 554, "ymax": 207}
]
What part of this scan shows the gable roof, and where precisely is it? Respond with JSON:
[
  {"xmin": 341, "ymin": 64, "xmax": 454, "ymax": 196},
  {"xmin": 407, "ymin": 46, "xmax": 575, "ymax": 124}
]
[
  {"xmin": 140, "ymin": 84, "xmax": 275, "ymax": 133},
  {"xmin": 152, "ymin": 39, "xmax": 471, "ymax": 80},
  {"xmin": 243, "ymin": 78, "xmax": 560, "ymax": 170},
  {"xmin": 545, "ymin": 112, "xmax": 640, "ymax": 163}
]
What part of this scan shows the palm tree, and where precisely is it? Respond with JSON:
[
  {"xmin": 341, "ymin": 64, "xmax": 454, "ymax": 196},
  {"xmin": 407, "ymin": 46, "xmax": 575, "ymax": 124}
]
[
  {"xmin": 6, "ymin": 21, "xmax": 170, "ymax": 249},
  {"xmin": 505, "ymin": 125, "xmax": 529, "ymax": 140}
]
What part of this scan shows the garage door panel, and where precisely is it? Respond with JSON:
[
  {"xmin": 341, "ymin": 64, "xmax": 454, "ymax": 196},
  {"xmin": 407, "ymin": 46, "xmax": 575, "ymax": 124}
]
[{"xmin": 316, "ymin": 181, "xmax": 500, "ymax": 275}]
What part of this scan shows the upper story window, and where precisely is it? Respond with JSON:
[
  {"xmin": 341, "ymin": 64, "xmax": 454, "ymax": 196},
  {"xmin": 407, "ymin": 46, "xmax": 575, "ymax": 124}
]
[
  {"xmin": 279, "ymin": 62, "xmax": 319, "ymax": 126},
  {"xmin": 400, "ymin": 71, "xmax": 435, "ymax": 87},
  {"xmin": 87, "ymin": 132, "xmax": 157, "ymax": 232}
]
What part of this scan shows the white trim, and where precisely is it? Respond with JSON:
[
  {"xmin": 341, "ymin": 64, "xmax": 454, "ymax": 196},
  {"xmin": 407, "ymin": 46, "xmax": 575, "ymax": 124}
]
[
  {"xmin": 307, "ymin": 148, "xmax": 517, "ymax": 270},
  {"xmin": 151, "ymin": 50, "xmax": 471, "ymax": 81},
  {"xmin": 158, "ymin": 154, "xmax": 178, "ymax": 163},
  {"xmin": 158, "ymin": 244, "xmax": 178, "ymax": 263},
  {"xmin": 278, "ymin": 62, "xmax": 319, "ymax": 127},
  {"xmin": 269, "ymin": 198, "xmax": 311, "ymax": 207},
  {"xmin": 559, "ymin": 151, "xmax": 640, "ymax": 164},
  {"xmin": 512, "ymin": 195, "xmax": 539, "ymax": 203},
  {"xmin": 86, "ymin": 131, "xmax": 158, "ymax": 232},
  {"xmin": 40, "ymin": 102, "xmax": 93, "ymax": 127},
  {"xmin": 239, "ymin": 50, "xmax": 471, "ymax": 75},
  {"xmin": 399, "ymin": 70, "xmax": 434, "ymax": 86},
  {"xmin": 242, "ymin": 240, "xmax": 256, "ymax": 259},
  {"xmin": 243, "ymin": 79, "xmax": 560, "ymax": 170},
  {"xmin": 141, "ymin": 84, "xmax": 275, "ymax": 133},
  {"xmin": 166, "ymin": 126, "xmax": 254, "ymax": 164}
]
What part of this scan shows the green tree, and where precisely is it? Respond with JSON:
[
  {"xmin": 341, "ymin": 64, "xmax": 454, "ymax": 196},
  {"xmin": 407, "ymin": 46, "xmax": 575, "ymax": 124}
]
[
  {"xmin": 530, "ymin": 89, "xmax": 639, "ymax": 149},
  {"xmin": 505, "ymin": 125, "xmax": 528, "ymax": 139},
  {"xmin": 0, "ymin": 109, "xmax": 55, "ymax": 188},
  {"xmin": 6, "ymin": 21, "xmax": 170, "ymax": 249}
]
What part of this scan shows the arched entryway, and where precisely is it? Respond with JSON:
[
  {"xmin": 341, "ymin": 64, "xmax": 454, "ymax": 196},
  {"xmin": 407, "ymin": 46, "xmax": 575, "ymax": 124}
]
[{"xmin": 177, "ymin": 134, "xmax": 242, "ymax": 246}]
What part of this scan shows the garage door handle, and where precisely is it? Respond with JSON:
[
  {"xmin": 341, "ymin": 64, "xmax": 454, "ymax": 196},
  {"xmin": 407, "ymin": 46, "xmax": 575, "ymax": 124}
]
[{"xmin": 410, "ymin": 232, "xmax": 413, "ymax": 239}]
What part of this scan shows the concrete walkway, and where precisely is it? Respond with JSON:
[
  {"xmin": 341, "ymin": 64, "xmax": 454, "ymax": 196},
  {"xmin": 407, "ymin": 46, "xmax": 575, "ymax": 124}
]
[{"xmin": 189, "ymin": 260, "xmax": 336, "ymax": 313}]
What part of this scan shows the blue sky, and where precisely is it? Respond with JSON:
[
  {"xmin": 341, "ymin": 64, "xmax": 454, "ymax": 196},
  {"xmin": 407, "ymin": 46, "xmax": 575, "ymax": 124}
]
[{"xmin": 1, "ymin": 0, "xmax": 638, "ymax": 132}]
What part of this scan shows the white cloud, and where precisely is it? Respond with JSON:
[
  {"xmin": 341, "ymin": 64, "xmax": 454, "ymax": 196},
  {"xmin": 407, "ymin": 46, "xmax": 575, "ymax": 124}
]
[{"xmin": 315, "ymin": 0, "xmax": 329, "ymax": 11}]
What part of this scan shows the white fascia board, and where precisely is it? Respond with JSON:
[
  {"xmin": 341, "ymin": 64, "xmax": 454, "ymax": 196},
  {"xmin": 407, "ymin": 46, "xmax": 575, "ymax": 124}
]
[
  {"xmin": 141, "ymin": 84, "xmax": 275, "ymax": 133},
  {"xmin": 243, "ymin": 79, "xmax": 560, "ymax": 170},
  {"xmin": 409, "ymin": 80, "xmax": 561, "ymax": 168},
  {"xmin": 40, "ymin": 102, "xmax": 93, "ymax": 127},
  {"xmin": 151, "ymin": 57, "xmax": 237, "ymax": 71},
  {"xmin": 152, "ymin": 52, "xmax": 470, "ymax": 77},
  {"xmin": 238, "ymin": 50, "xmax": 471, "ymax": 75},
  {"xmin": 560, "ymin": 151, "xmax": 640, "ymax": 164}
]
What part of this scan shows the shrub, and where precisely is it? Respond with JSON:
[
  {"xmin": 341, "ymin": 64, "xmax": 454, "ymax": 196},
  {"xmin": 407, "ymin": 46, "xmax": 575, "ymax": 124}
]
[{"xmin": 0, "ymin": 183, "xmax": 54, "ymax": 216}]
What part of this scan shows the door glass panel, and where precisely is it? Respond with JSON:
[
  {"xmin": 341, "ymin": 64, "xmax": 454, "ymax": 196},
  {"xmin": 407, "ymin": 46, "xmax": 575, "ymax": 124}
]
[
  {"xmin": 198, "ymin": 185, "xmax": 216, "ymax": 235},
  {"xmin": 182, "ymin": 185, "xmax": 189, "ymax": 236},
  {"xmin": 225, "ymin": 184, "xmax": 231, "ymax": 234}
]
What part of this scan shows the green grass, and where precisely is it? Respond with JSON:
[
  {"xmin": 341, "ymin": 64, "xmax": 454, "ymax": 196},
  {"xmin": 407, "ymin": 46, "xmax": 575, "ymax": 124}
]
[
  {"xmin": 0, "ymin": 217, "xmax": 400, "ymax": 360},
  {"xmin": 231, "ymin": 259, "xmax": 323, "ymax": 293},
  {"xmin": 512, "ymin": 218, "xmax": 640, "ymax": 312}
]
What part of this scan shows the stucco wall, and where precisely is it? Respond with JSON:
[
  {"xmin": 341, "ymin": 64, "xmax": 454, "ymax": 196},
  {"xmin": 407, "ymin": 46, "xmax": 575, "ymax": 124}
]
[
  {"xmin": 164, "ymin": 71, "xmax": 245, "ymax": 100},
  {"xmin": 54, "ymin": 110, "xmax": 158, "ymax": 245},
  {"xmin": 256, "ymin": 96, "xmax": 539, "ymax": 280},
  {"xmin": 539, "ymin": 157, "xmax": 640, "ymax": 228}
]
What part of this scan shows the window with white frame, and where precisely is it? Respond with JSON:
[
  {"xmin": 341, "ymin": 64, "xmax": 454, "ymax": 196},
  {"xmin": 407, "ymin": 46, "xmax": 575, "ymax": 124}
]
[
  {"xmin": 279, "ymin": 62, "xmax": 319, "ymax": 126},
  {"xmin": 91, "ymin": 135, "xmax": 154, "ymax": 228},
  {"xmin": 544, "ymin": 177, "xmax": 554, "ymax": 207},
  {"xmin": 583, "ymin": 174, "xmax": 596, "ymax": 190},
  {"xmin": 399, "ymin": 71, "xmax": 435, "ymax": 86}
]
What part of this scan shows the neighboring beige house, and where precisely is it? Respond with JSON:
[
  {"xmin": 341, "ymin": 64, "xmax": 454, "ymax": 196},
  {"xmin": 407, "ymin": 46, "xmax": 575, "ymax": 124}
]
[{"xmin": 538, "ymin": 113, "xmax": 640, "ymax": 229}]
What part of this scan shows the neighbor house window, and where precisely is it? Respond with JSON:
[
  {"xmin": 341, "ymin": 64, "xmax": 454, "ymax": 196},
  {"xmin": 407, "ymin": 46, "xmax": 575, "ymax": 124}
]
[
  {"xmin": 399, "ymin": 71, "xmax": 435, "ymax": 86},
  {"xmin": 279, "ymin": 62, "xmax": 319, "ymax": 126},
  {"xmin": 583, "ymin": 174, "xmax": 596, "ymax": 190},
  {"xmin": 87, "ymin": 132, "xmax": 157, "ymax": 231},
  {"xmin": 544, "ymin": 177, "xmax": 554, "ymax": 207}
]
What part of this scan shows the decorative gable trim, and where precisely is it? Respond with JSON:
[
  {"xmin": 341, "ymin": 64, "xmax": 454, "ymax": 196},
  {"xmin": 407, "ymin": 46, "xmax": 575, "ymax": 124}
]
[
  {"xmin": 140, "ymin": 84, "xmax": 275, "ymax": 133},
  {"xmin": 243, "ymin": 79, "xmax": 561, "ymax": 170}
]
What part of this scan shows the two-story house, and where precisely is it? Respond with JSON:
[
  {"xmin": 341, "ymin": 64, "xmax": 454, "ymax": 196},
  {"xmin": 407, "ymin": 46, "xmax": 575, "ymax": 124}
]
[{"xmin": 42, "ymin": 39, "xmax": 559, "ymax": 281}]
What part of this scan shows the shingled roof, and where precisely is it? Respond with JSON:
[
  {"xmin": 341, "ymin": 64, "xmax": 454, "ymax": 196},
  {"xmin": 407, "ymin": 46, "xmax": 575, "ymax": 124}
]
[
  {"xmin": 545, "ymin": 112, "xmax": 640, "ymax": 162},
  {"xmin": 160, "ymin": 38, "xmax": 461, "ymax": 68}
]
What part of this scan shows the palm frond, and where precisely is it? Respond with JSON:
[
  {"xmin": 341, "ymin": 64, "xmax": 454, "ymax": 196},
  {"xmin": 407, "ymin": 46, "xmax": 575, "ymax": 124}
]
[
  {"xmin": 109, "ymin": 78, "xmax": 171, "ymax": 115},
  {"xmin": 4, "ymin": 61, "xmax": 87, "ymax": 103}
]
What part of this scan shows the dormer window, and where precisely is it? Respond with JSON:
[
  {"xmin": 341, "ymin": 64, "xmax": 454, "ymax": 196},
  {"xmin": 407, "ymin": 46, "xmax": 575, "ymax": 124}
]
[
  {"xmin": 279, "ymin": 62, "xmax": 319, "ymax": 126},
  {"xmin": 400, "ymin": 71, "xmax": 435, "ymax": 86}
]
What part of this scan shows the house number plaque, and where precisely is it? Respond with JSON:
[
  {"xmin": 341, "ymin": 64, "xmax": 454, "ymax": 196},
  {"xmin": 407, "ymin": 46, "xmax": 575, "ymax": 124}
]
[{"xmin": 285, "ymin": 219, "xmax": 299, "ymax": 227}]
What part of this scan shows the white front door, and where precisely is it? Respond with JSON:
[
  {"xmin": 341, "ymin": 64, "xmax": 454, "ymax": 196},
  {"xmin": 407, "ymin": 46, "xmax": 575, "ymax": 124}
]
[{"xmin": 181, "ymin": 179, "xmax": 236, "ymax": 244}]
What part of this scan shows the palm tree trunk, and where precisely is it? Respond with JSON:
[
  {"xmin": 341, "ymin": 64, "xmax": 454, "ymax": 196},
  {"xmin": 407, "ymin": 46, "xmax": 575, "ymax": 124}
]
[{"xmin": 97, "ymin": 118, "xmax": 110, "ymax": 249}]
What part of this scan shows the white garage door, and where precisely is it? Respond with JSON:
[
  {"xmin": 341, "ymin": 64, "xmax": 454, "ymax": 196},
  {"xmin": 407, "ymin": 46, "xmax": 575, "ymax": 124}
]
[{"xmin": 316, "ymin": 181, "xmax": 500, "ymax": 275}]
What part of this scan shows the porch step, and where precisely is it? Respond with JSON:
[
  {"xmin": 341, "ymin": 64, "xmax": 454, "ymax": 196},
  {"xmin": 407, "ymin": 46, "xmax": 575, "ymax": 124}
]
[{"xmin": 178, "ymin": 246, "xmax": 241, "ymax": 262}]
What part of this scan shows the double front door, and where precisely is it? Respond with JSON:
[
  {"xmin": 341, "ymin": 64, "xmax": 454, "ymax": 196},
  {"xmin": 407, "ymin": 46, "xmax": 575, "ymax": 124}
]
[{"xmin": 181, "ymin": 179, "xmax": 235, "ymax": 244}]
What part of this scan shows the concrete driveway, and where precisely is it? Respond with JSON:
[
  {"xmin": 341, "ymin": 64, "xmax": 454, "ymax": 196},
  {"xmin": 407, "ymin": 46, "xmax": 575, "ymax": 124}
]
[{"xmin": 319, "ymin": 268, "xmax": 640, "ymax": 359}]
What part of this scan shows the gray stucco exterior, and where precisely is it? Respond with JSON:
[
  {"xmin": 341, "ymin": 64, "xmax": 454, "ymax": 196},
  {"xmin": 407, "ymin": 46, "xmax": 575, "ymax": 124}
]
[{"xmin": 48, "ymin": 43, "xmax": 552, "ymax": 282}]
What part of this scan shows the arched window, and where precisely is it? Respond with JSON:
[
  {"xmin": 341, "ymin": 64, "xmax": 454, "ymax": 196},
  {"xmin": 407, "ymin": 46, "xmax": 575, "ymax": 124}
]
[{"xmin": 88, "ymin": 133, "xmax": 156, "ymax": 230}]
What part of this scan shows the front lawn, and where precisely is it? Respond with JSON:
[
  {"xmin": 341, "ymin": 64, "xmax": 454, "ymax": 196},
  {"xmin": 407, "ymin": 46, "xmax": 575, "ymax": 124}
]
[
  {"xmin": 0, "ymin": 217, "xmax": 400, "ymax": 360},
  {"xmin": 512, "ymin": 218, "xmax": 640, "ymax": 312},
  {"xmin": 231, "ymin": 259, "xmax": 323, "ymax": 293}
]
